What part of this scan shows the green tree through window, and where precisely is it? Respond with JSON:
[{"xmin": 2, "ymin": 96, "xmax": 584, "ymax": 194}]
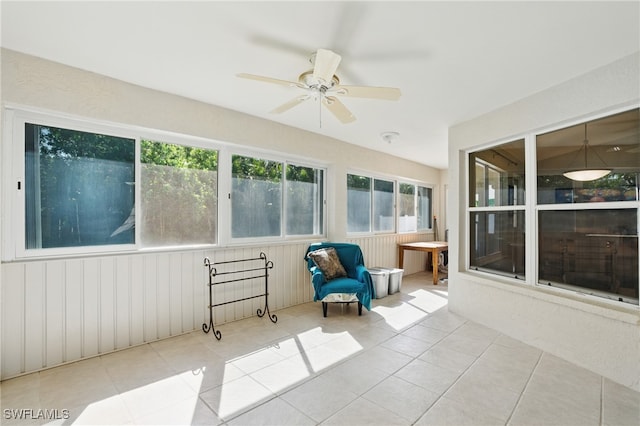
[
  {"xmin": 141, "ymin": 140, "xmax": 218, "ymax": 246},
  {"xmin": 25, "ymin": 123, "xmax": 135, "ymax": 249}
]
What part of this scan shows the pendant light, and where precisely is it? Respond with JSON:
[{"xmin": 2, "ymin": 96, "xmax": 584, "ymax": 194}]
[{"xmin": 563, "ymin": 123, "xmax": 611, "ymax": 181}]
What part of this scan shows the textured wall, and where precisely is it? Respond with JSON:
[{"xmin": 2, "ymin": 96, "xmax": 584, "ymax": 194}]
[{"xmin": 448, "ymin": 53, "xmax": 640, "ymax": 391}]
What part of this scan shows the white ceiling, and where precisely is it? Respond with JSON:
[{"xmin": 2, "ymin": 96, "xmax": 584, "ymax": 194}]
[{"xmin": 1, "ymin": 1, "xmax": 639, "ymax": 169}]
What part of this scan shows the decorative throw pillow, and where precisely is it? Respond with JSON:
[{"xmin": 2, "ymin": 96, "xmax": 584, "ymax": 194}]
[{"xmin": 308, "ymin": 247, "xmax": 347, "ymax": 280}]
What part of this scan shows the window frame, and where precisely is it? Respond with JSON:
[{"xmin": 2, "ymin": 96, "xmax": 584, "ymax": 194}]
[
  {"xmin": 5, "ymin": 108, "xmax": 329, "ymax": 260},
  {"xmin": 464, "ymin": 106, "xmax": 640, "ymax": 307},
  {"xmin": 139, "ymin": 138, "xmax": 220, "ymax": 249},
  {"xmin": 227, "ymin": 147, "xmax": 327, "ymax": 244},
  {"xmin": 398, "ymin": 180, "xmax": 434, "ymax": 234},
  {"xmin": 346, "ymin": 172, "xmax": 398, "ymax": 235},
  {"xmin": 346, "ymin": 169, "xmax": 435, "ymax": 236},
  {"xmin": 7, "ymin": 109, "xmax": 141, "ymax": 260},
  {"xmin": 4, "ymin": 107, "xmax": 230, "ymax": 260},
  {"xmin": 346, "ymin": 172, "xmax": 374, "ymax": 234},
  {"xmin": 285, "ymin": 162, "xmax": 325, "ymax": 237},
  {"xmin": 468, "ymin": 140, "xmax": 527, "ymax": 280}
]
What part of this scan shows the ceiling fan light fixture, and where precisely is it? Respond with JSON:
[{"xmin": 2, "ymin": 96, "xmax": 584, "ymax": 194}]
[{"xmin": 563, "ymin": 123, "xmax": 611, "ymax": 182}]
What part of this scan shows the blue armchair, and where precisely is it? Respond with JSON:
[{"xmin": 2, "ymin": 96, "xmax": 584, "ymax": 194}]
[{"xmin": 304, "ymin": 242, "xmax": 374, "ymax": 317}]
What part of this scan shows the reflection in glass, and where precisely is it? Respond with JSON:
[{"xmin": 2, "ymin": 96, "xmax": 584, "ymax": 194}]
[
  {"xmin": 417, "ymin": 186, "xmax": 433, "ymax": 231},
  {"xmin": 469, "ymin": 139, "xmax": 525, "ymax": 207},
  {"xmin": 25, "ymin": 123, "xmax": 135, "ymax": 249},
  {"xmin": 538, "ymin": 209, "xmax": 638, "ymax": 304},
  {"xmin": 537, "ymin": 109, "xmax": 639, "ymax": 204},
  {"xmin": 470, "ymin": 211, "xmax": 525, "ymax": 279}
]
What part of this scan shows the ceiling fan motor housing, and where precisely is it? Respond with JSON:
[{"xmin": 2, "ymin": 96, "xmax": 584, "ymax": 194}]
[{"xmin": 299, "ymin": 70, "xmax": 339, "ymax": 92}]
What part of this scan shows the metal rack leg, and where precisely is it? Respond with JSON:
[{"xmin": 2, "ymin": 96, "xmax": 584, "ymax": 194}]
[
  {"xmin": 202, "ymin": 314, "xmax": 221, "ymax": 340},
  {"xmin": 257, "ymin": 257, "xmax": 277, "ymax": 323}
]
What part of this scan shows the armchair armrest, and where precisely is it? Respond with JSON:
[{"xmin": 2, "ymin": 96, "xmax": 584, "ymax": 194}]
[
  {"xmin": 310, "ymin": 266, "xmax": 326, "ymax": 298},
  {"xmin": 355, "ymin": 264, "xmax": 370, "ymax": 283}
]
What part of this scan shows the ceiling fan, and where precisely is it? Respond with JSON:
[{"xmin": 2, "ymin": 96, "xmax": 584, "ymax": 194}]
[{"xmin": 237, "ymin": 49, "xmax": 401, "ymax": 124}]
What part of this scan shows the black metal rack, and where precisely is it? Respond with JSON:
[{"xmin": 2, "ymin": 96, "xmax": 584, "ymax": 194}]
[{"xmin": 202, "ymin": 252, "xmax": 277, "ymax": 340}]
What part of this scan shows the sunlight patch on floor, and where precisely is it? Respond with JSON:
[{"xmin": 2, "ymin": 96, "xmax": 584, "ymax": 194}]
[
  {"xmin": 216, "ymin": 375, "xmax": 272, "ymax": 419},
  {"xmin": 303, "ymin": 331, "xmax": 364, "ymax": 371},
  {"xmin": 407, "ymin": 288, "xmax": 449, "ymax": 313},
  {"xmin": 249, "ymin": 353, "xmax": 312, "ymax": 393},
  {"xmin": 295, "ymin": 326, "xmax": 345, "ymax": 349},
  {"xmin": 214, "ymin": 330, "xmax": 362, "ymax": 419},
  {"xmin": 431, "ymin": 288, "xmax": 449, "ymax": 297},
  {"xmin": 74, "ymin": 370, "xmax": 202, "ymax": 425},
  {"xmin": 373, "ymin": 303, "xmax": 429, "ymax": 330},
  {"xmin": 373, "ymin": 285, "xmax": 450, "ymax": 330},
  {"xmin": 72, "ymin": 394, "xmax": 132, "ymax": 425}
]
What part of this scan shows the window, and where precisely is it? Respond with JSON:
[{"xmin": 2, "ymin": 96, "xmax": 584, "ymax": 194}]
[
  {"xmin": 231, "ymin": 155, "xmax": 282, "ymax": 238},
  {"xmin": 538, "ymin": 209, "xmax": 637, "ymax": 302},
  {"xmin": 374, "ymin": 179, "xmax": 395, "ymax": 232},
  {"xmin": 286, "ymin": 164, "xmax": 324, "ymax": 235},
  {"xmin": 347, "ymin": 174, "xmax": 395, "ymax": 233},
  {"xmin": 141, "ymin": 140, "xmax": 218, "ymax": 247},
  {"xmin": 347, "ymin": 174, "xmax": 372, "ymax": 233},
  {"xmin": 417, "ymin": 186, "xmax": 433, "ymax": 231},
  {"xmin": 470, "ymin": 210, "xmax": 525, "ymax": 277},
  {"xmin": 231, "ymin": 155, "xmax": 325, "ymax": 239},
  {"xmin": 13, "ymin": 111, "xmax": 326, "ymax": 258},
  {"xmin": 398, "ymin": 183, "xmax": 416, "ymax": 232},
  {"xmin": 536, "ymin": 109, "xmax": 639, "ymax": 304},
  {"xmin": 469, "ymin": 139, "xmax": 526, "ymax": 278},
  {"xmin": 399, "ymin": 182, "xmax": 433, "ymax": 233},
  {"xmin": 467, "ymin": 108, "xmax": 640, "ymax": 305},
  {"xmin": 24, "ymin": 123, "xmax": 135, "ymax": 250},
  {"xmin": 347, "ymin": 173, "xmax": 432, "ymax": 234},
  {"xmin": 536, "ymin": 110, "xmax": 639, "ymax": 205}
]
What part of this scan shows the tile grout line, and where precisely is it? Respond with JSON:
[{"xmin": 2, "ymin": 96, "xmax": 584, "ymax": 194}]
[
  {"xmin": 503, "ymin": 349, "xmax": 545, "ymax": 425},
  {"xmin": 409, "ymin": 328, "xmax": 499, "ymax": 424},
  {"xmin": 198, "ymin": 304, "xmax": 449, "ymax": 424},
  {"xmin": 234, "ymin": 308, "xmax": 460, "ymax": 424},
  {"xmin": 200, "ymin": 317, "xmax": 404, "ymax": 424},
  {"xmin": 313, "ymin": 310, "xmax": 467, "ymax": 425},
  {"xmin": 599, "ymin": 376, "xmax": 604, "ymax": 426}
]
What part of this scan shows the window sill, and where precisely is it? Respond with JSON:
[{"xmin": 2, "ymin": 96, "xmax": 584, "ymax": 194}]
[{"xmin": 458, "ymin": 269, "xmax": 640, "ymax": 324}]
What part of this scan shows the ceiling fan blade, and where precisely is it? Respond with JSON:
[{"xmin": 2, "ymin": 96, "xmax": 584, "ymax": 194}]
[
  {"xmin": 313, "ymin": 49, "xmax": 342, "ymax": 84},
  {"xmin": 237, "ymin": 73, "xmax": 304, "ymax": 88},
  {"xmin": 270, "ymin": 95, "xmax": 311, "ymax": 114},
  {"xmin": 334, "ymin": 85, "xmax": 401, "ymax": 101},
  {"xmin": 323, "ymin": 96, "xmax": 356, "ymax": 124}
]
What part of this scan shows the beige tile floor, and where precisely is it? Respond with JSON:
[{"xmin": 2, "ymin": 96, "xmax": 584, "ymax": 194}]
[{"xmin": 1, "ymin": 271, "xmax": 639, "ymax": 425}]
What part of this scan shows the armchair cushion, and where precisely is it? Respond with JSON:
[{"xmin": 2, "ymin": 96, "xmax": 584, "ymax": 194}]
[
  {"xmin": 307, "ymin": 247, "xmax": 347, "ymax": 280},
  {"xmin": 305, "ymin": 242, "xmax": 374, "ymax": 311}
]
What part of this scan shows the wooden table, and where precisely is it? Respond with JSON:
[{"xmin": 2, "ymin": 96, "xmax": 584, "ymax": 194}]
[{"xmin": 398, "ymin": 241, "xmax": 449, "ymax": 285}]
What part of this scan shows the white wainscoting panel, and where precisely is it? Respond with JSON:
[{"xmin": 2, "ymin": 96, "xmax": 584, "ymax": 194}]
[
  {"xmin": 348, "ymin": 233, "xmax": 433, "ymax": 275},
  {"xmin": 1, "ymin": 236, "xmax": 431, "ymax": 379},
  {"xmin": 24, "ymin": 263, "xmax": 44, "ymax": 372}
]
